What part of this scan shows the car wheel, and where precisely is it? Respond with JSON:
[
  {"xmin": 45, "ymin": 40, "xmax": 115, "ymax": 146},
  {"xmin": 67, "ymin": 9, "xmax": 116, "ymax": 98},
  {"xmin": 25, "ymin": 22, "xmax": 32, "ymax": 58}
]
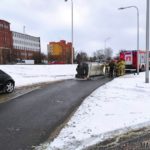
[{"xmin": 4, "ymin": 81, "xmax": 14, "ymax": 93}]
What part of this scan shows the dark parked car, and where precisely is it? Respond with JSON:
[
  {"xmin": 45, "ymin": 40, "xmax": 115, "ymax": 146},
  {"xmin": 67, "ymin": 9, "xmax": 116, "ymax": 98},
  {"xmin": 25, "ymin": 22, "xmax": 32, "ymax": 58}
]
[{"xmin": 0, "ymin": 69, "xmax": 15, "ymax": 93}]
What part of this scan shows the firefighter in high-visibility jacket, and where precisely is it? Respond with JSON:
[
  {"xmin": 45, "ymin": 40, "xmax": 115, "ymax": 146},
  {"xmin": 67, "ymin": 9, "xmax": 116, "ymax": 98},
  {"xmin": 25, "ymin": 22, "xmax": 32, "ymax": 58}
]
[
  {"xmin": 120, "ymin": 59, "xmax": 125, "ymax": 75},
  {"xmin": 116, "ymin": 60, "xmax": 120, "ymax": 76},
  {"xmin": 117, "ymin": 59, "xmax": 125, "ymax": 76}
]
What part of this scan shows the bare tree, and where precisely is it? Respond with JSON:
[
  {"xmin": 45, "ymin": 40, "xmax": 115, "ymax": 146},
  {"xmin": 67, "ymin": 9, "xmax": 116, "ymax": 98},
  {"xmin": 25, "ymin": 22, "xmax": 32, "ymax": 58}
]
[
  {"xmin": 32, "ymin": 52, "xmax": 47, "ymax": 64},
  {"xmin": 93, "ymin": 49, "xmax": 105, "ymax": 61}
]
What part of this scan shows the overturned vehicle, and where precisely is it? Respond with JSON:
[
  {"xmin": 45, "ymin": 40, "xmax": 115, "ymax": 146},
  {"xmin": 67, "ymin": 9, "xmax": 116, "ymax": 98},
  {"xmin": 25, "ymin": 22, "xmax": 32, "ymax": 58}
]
[{"xmin": 75, "ymin": 62, "xmax": 106, "ymax": 79}]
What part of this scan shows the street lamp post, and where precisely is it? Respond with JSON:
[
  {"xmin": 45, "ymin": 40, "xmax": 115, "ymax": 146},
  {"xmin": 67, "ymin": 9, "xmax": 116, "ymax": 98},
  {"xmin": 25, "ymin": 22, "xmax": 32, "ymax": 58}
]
[
  {"xmin": 104, "ymin": 37, "xmax": 111, "ymax": 50},
  {"xmin": 145, "ymin": 0, "xmax": 149, "ymax": 83},
  {"xmin": 119, "ymin": 6, "xmax": 139, "ymax": 75},
  {"xmin": 65, "ymin": 0, "xmax": 74, "ymax": 64}
]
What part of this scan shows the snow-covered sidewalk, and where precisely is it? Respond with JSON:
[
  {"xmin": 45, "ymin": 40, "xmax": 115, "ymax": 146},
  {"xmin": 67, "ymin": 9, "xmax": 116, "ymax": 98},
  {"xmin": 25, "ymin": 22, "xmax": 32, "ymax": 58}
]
[{"xmin": 36, "ymin": 72, "xmax": 150, "ymax": 150}]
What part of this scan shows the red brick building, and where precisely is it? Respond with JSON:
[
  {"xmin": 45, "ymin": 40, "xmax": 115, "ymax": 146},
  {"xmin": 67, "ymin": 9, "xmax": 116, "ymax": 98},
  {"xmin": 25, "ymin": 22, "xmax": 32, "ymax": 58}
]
[{"xmin": 0, "ymin": 20, "xmax": 13, "ymax": 64}]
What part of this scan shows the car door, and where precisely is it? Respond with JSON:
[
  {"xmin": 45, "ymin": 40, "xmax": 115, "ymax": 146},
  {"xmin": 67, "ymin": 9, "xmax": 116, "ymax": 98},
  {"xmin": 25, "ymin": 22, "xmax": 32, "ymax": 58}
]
[{"xmin": 0, "ymin": 70, "xmax": 6, "ymax": 90}]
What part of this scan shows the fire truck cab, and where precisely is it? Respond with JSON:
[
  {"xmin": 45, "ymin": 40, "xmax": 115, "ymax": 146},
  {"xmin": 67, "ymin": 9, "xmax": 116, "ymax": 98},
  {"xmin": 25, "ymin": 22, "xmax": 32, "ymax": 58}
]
[{"xmin": 120, "ymin": 50, "xmax": 146, "ymax": 72}]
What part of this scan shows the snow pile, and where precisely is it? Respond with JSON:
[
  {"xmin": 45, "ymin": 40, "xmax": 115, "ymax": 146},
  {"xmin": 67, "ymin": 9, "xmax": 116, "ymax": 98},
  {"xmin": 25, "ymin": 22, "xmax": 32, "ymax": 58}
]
[
  {"xmin": 0, "ymin": 65, "xmax": 77, "ymax": 87},
  {"xmin": 36, "ymin": 73, "xmax": 150, "ymax": 150}
]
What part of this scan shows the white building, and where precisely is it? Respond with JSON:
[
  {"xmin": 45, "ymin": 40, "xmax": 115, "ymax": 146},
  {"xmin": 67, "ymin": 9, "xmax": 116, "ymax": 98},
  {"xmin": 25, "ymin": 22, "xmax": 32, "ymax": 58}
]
[{"xmin": 12, "ymin": 31, "xmax": 41, "ymax": 60}]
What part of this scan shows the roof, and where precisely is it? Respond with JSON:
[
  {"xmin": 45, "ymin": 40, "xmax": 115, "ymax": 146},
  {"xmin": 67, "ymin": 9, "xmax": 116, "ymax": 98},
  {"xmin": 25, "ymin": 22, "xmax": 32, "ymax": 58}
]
[{"xmin": 0, "ymin": 19, "xmax": 10, "ymax": 24}]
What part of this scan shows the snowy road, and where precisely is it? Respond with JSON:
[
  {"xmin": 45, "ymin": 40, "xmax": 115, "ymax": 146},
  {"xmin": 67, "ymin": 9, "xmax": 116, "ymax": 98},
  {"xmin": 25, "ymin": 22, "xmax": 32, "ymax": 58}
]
[{"xmin": 0, "ymin": 77, "xmax": 111, "ymax": 150}]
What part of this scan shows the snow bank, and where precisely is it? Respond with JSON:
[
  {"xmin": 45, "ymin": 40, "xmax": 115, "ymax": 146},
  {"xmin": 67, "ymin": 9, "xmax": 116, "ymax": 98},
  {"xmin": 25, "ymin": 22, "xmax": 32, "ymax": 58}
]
[
  {"xmin": 36, "ymin": 73, "xmax": 150, "ymax": 150},
  {"xmin": 0, "ymin": 65, "xmax": 77, "ymax": 87}
]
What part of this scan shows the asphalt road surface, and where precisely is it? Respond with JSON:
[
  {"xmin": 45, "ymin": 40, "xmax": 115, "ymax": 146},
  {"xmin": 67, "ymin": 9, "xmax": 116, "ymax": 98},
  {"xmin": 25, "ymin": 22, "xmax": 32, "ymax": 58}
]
[{"xmin": 0, "ymin": 77, "xmax": 111, "ymax": 150}]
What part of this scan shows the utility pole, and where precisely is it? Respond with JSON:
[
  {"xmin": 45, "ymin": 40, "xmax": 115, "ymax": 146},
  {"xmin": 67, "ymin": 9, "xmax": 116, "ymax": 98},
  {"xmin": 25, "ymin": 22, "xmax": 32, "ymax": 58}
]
[
  {"xmin": 23, "ymin": 26, "xmax": 25, "ymax": 34},
  {"xmin": 65, "ymin": 0, "xmax": 74, "ymax": 64},
  {"xmin": 145, "ymin": 0, "xmax": 149, "ymax": 83}
]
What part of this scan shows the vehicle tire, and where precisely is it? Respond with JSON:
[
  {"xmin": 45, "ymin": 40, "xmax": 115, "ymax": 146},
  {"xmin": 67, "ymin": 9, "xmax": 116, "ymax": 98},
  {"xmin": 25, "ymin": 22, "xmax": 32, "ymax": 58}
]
[
  {"xmin": 4, "ymin": 81, "xmax": 14, "ymax": 93},
  {"xmin": 140, "ymin": 65, "xmax": 145, "ymax": 72}
]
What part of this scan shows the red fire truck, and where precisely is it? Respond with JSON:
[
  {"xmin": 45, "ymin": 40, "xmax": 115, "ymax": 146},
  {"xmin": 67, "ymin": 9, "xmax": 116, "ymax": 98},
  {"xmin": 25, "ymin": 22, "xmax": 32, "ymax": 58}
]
[{"xmin": 119, "ymin": 50, "xmax": 146, "ymax": 72}]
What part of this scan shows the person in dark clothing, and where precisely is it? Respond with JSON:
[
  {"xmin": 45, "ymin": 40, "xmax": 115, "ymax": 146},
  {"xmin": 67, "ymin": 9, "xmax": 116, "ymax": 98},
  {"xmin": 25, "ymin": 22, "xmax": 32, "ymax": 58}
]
[
  {"xmin": 76, "ymin": 62, "xmax": 83, "ymax": 78},
  {"xmin": 109, "ymin": 60, "xmax": 116, "ymax": 78},
  {"xmin": 76, "ymin": 62, "xmax": 88, "ymax": 78}
]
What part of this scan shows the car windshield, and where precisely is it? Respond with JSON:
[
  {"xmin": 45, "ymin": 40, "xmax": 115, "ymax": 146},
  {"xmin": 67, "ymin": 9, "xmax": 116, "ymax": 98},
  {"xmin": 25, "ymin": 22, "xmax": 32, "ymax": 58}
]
[{"xmin": 0, "ymin": 70, "xmax": 5, "ymax": 75}]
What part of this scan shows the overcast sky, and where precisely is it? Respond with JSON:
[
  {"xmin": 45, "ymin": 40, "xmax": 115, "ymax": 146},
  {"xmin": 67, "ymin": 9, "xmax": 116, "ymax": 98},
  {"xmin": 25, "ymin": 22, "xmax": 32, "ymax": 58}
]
[{"xmin": 0, "ymin": 0, "xmax": 147, "ymax": 56}]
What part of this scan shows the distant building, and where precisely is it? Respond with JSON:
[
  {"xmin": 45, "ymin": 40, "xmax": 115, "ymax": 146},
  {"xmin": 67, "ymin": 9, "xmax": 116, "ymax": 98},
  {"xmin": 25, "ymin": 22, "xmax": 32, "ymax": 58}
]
[
  {"xmin": 12, "ymin": 31, "xmax": 41, "ymax": 61},
  {"xmin": 0, "ymin": 19, "xmax": 41, "ymax": 64},
  {"xmin": 47, "ymin": 40, "xmax": 73, "ymax": 64},
  {"xmin": 0, "ymin": 20, "xmax": 13, "ymax": 64}
]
